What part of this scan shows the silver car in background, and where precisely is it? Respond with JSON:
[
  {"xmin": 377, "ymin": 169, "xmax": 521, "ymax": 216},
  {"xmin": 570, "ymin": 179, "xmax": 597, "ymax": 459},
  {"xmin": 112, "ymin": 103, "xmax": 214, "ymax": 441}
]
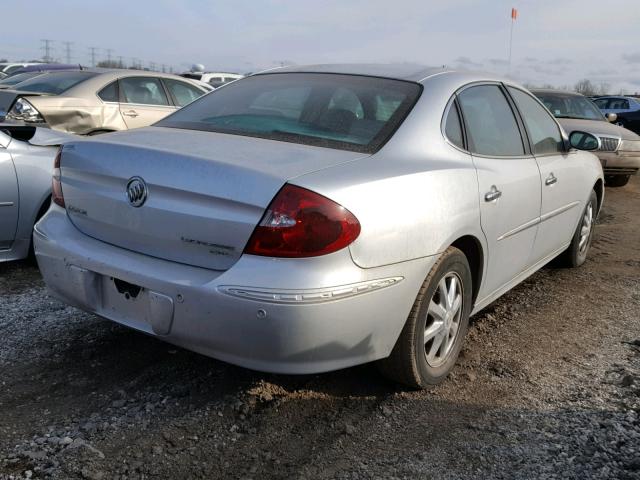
[
  {"xmin": 0, "ymin": 125, "xmax": 73, "ymax": 262},
  {"xmin": 34, "ymin": 65, "xmax": 603, "ymax": 387}
]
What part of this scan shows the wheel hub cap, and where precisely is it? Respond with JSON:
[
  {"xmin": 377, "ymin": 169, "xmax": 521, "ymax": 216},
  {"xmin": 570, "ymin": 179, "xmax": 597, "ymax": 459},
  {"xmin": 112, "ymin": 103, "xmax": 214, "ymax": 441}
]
[{"xmin": 424, "ymin": 272, "xmax": 463, "ymax": 368}]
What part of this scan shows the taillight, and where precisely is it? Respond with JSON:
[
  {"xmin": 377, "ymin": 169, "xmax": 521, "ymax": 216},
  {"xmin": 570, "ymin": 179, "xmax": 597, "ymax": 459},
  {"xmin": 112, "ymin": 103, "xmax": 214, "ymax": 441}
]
[
  {"xmin": 52, "ymin": 149, "xmax": 65, "ymax": 208},
  {"xmin": 244, "ymin": 184, "xmax": 360, "ymax": 258}
]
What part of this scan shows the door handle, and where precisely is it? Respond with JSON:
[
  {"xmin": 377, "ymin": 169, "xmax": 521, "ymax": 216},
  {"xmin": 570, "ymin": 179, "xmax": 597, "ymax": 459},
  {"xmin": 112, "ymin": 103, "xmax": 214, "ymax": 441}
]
[
  {"xmin": 123, "ymin": 110, "xmax": 139, "ymax": 118},
  {"xmin": 484, "ymin": 185, "xmax": 502, "ymax": 202},
  {"xmin": 545, "ymin": 173, "xmax": 558, "ymax": 186}
]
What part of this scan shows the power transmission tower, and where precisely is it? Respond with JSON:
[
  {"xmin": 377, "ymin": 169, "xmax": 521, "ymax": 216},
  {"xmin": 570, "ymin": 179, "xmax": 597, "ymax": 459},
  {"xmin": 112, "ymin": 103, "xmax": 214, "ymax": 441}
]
[
  {"xmin": 106, "ymin": 49, "xmax": 113, "ymax": 64},
  {"xmin": 41, "ymin": 39, "xmax": 54, "ymax": 62},
  {"xmin": 89, "ymin": 47, "xmax": 98, "ymax": 67},
  {"xmin": 149, "ymin": 61, "xmax": 156, "ymax": 71},
  {"xmin": 118, "ymin": 56, "xmax": 124, "ymax": 68},
  {"xmin": 63, "ymin": 42, "xmax": 73, "ymax": 64}
]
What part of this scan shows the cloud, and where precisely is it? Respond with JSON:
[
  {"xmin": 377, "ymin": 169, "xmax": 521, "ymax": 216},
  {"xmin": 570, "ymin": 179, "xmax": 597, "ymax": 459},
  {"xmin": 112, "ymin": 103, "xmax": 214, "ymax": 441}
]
[
  {"xmin": 454, "ymin": 56, "xmax": 483, "ymax": 68},
  {"xmin": 487, "ymin": 58, "xmax": 509, "ymax": 66},
  {"xmin": 622, "ymin": 52, "xmax": 640, "ymax": 63}
]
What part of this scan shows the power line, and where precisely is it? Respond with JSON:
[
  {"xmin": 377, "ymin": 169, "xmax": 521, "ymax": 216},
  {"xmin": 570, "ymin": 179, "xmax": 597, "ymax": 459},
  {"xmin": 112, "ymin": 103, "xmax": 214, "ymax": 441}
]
[
  {"xmin": 88, "ymin": 47, "xmax": 98, "ymax": 67},
  {"xmin": 63, "ymin": 42, "xmax": 73, "ymax": 64},
  {"xmin": 41, "ymin": 39, "xmax": 54, "ymax": 62}
]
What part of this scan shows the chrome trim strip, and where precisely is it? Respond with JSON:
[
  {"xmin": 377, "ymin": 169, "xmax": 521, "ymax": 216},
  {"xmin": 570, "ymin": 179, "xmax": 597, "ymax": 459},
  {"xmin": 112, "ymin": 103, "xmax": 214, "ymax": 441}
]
[
  {"xmin": 540, "ymin": 201, "xmax": 580, "ymax": 222},
  {"xmin": 219, "ymin": 277, "xmax": 404, "ymax": 304},
  {"xmin": 497, "ymin": 217, "xmax": 540, "ymax": 241},
  {"xmin": 0, "ymin": 202, "xmax": 15, "ymax": 207}
]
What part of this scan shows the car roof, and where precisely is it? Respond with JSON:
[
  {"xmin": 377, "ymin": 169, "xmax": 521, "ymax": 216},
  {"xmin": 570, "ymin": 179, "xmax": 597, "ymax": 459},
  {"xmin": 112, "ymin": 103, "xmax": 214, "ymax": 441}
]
[
  {"xmin": 261, "ymin": 63, "xmax": 451, "ymax": 82},
  {"xmin": 530, "ymin": 88, "xmax": 583, "ymax": 97}
]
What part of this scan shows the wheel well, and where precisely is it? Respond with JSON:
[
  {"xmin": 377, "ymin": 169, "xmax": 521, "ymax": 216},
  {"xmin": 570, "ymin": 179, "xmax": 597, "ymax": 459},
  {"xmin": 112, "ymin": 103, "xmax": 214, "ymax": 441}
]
[
  {"xmin": 451, "ymin": 235, "xmax": 483, "ymax": 306},
  {"xmin": 35, "ymin": 196, "xmax": 52, "ymax": 223},
  {"xmin": 593, "ymin": 179, "xmax": 604, "ymax": 212}
]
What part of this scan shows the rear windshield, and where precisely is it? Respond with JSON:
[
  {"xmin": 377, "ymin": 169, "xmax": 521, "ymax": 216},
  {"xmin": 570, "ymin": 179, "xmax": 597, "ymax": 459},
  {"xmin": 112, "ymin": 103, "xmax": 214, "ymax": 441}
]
[
  {"xmin": 534, "ymin": 92, "xmax": 605, "ymax": 121},
  {"xmin": 13, "ymin": 71, "xmax": 97, "ymax": 95},
  {"xmin": 0, "ymin": 72, "xmax": 42, "ymax": 87},
  {"xmin": 157, "ymin": 73, "xmax": 422, "ymax": 153}
]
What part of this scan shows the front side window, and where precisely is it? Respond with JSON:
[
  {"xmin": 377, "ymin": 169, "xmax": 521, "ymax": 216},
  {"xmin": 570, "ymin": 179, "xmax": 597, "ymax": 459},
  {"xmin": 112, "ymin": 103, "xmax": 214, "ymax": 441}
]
[
  {"xmin": 508, "ymin": 87, "xmax": 563, "ymax": 155},
  {"xmin": 157, "ymin": 73, "xmax": 422, "ymax": 153},
  {"xmin": 163, "ymin": 79, "xmax": 204, "ymax": 107},
  {"xmin": 120, "ymin": 77, "xmax": 169, "ymax": 106},
  {"xmin": 457, "ymin": 85, "xmax": 524, "ymax": 156}
]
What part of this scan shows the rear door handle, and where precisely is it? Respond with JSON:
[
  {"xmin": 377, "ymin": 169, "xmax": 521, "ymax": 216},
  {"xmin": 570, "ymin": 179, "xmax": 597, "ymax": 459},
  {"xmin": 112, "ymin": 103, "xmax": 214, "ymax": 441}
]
[
  {"xmin": 123, "ymin": 110, "xmax": 139, "ymax": 118},
  {"xmin": 484, "ymin": 185, "xmax": 502, "ymax": 202},
  {"xmin": 545, "ymin": 173, "xmax": 558, "ymax": 186}
]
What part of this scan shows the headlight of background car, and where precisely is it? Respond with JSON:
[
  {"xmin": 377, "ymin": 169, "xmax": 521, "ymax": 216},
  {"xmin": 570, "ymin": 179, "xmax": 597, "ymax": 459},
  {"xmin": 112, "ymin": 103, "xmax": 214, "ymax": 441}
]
[{"xmin": 7, "ymin": 97, "xmax": 44, "ymax": 123}]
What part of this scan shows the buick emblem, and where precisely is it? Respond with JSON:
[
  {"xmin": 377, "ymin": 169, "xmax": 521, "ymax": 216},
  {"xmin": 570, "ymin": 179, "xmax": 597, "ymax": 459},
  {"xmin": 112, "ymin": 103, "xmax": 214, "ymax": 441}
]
[{"xmin": 126, "ymin": 176, "xmax": 148, "ymax": 207}]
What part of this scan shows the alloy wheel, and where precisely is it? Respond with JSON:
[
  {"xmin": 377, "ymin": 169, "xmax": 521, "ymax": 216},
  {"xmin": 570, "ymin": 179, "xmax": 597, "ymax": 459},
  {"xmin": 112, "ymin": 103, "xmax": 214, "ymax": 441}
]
[
  {"xmin": 578, "ymin": 203, "xmax": 594, "ymax": 254},
  {"xmin": 424, "ymin": 272, "xmax": 463, "ymax": 368}
]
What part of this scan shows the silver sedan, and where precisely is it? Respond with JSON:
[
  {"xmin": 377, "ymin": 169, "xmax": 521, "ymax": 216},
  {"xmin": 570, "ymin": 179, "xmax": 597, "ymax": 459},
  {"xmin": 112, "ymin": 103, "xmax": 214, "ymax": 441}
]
[
  {"xmin": 0, "ymin": 126, "xmax": 73, "ymax": 262},
  {"xmin": 34, "ymin": 65, "xmax": 604, "ymax": 387}
]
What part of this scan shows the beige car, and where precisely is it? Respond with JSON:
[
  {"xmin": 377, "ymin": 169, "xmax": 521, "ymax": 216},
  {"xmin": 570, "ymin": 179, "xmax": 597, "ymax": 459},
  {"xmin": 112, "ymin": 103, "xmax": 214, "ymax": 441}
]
[
  {"xmin": 533, "ymin": 89, "xmax": 640, "ymax": 187},
  {"xmin": 0, "ymin": 69, "xmax": 208, "ymax": 135}
]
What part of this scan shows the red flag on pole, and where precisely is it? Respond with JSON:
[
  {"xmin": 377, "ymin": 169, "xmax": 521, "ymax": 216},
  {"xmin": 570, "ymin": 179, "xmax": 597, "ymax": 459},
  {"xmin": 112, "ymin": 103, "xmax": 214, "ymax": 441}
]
[{"xmin": 511, "ymin": 8, "xmax": 518, "ymax": 20}]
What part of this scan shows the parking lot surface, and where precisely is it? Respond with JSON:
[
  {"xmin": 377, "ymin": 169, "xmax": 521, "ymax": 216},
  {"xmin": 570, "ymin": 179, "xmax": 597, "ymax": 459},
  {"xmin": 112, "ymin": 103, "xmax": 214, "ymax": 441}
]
[{"xmin": 1, "ymin": 178, "xmax": 639, "ymax": 480}]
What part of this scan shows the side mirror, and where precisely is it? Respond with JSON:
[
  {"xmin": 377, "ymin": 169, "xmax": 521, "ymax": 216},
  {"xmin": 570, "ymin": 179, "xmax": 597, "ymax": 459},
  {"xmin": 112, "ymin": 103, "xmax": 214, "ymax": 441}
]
[
  {"xmin": 569, "ymin": 131, "xmax": 600, "ymax": 151},
  {"xmin": 605, "ymin": 112, "xmax": 617, "ymax": 123}
]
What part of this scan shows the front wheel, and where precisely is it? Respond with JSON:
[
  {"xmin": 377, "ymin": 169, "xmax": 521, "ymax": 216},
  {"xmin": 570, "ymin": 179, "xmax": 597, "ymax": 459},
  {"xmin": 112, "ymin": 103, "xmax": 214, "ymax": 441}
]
[
  {"xmin": 605, "ymin": 175, "xmax": 630, "ymax": 187},
  {"xmin": 377, "ymin": 247, "xmax": 472, "ymax": 388},
  {"xmin": 557, "ymin": 190, "xmax": 597, "ymax": 268}
]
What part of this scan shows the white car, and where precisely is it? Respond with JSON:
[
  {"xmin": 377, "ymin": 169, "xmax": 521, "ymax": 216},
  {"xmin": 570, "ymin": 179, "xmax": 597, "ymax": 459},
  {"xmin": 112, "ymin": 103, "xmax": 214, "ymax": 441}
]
[{"xmin": 181, "ymin": 71, "xmax": 243, "ymax": 88}]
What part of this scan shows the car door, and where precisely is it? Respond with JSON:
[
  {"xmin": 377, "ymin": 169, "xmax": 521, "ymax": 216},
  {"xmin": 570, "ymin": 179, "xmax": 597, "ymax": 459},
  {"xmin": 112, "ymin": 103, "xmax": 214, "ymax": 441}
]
[
  {"xmin": 507, "ymin": 86, "xmax": 585, "ymax": 262},
  {"xmin": 118, "ymin": 76, "xmax": 176, "ymax": 129},
  {"xmin": 0, "ymin": 148, "xmax": 19, "ymax": 249},
  {"xmin": 456, "ymin": 84, "xmax": 542, "ymax": 300}
]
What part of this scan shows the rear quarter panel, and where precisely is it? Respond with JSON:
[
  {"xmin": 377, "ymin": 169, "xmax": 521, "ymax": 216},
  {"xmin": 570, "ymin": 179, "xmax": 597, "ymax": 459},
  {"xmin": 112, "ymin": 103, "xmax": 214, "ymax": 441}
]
[{"xmin": 293, "ymin": 78, "xmax": 485, "ymax": 269}]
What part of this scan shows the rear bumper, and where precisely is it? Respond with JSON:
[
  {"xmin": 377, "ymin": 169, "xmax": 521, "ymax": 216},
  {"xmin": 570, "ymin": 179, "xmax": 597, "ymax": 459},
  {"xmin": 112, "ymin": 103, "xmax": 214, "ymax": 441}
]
[
  {"xmin": 597, "ymin": 151, "xmax": 640, "ymax": 176},
  {"xmin": 34, "ymin": 206, "xmax": 435, "ymax": 374}
]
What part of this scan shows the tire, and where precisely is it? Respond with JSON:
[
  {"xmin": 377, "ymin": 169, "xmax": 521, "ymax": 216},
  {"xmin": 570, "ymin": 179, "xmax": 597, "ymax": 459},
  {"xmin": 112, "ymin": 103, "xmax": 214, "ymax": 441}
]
[
  {"xmin": 605, "ymin": 175, "xmax": 630, "ymax": 187},
  {"xmin": 377, "ymin": 247, "xmax": 472, "ymax": 388},
  {"xmin": 557, "ymin": 190, "xmax": 597, "ymax": 268}
]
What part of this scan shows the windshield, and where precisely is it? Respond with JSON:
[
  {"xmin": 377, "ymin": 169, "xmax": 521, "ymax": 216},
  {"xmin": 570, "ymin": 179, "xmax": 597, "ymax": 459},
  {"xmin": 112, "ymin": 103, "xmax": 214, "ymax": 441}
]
[
  {"xmin": 157, "ymin": 73, "xmax": 422, "ymax": 153},
  {"xmin": 0, "ymin": 72, "xmax": 42, "ymax": 87},
  {"xmin": 534, "ymin": 91, "xmax": 605, "ymax": 121},
  {"xmin": 13, "ymin": 71, "xmax": 97, "ymax": 95}
]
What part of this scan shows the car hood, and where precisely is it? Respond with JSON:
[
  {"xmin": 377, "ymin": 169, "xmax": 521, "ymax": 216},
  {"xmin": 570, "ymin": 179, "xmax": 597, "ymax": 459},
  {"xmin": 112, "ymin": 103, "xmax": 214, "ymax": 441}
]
[{"xmin": 557, "ymin": 118, "xmax": 640, "ymax": 141}]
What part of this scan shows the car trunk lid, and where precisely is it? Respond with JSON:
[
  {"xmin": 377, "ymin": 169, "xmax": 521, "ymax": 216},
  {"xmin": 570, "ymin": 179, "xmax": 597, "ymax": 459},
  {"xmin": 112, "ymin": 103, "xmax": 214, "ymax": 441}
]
[{"xmin": 60, "ymin": 127, "xmax": 366, "ymax": 270}]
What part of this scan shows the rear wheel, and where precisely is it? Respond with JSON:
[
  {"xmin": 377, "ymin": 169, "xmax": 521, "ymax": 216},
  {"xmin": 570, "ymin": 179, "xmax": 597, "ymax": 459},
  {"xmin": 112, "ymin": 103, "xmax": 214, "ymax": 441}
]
[
  {"xmin": 377, "ymin": 247, "xmax": 472, "ymax": 388},
  {"xmin": 605, "ymin": 175, "xmax": 630, "ymax": 187},
  {"xmin": 557, "ymin": 190, "xmax": 597, "ymax": 268}
]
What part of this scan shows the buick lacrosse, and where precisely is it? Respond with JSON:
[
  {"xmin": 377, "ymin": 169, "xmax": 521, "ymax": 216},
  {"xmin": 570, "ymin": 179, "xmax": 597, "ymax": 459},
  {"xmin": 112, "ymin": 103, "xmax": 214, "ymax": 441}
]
[{"xmin": 34, "ymin": 65, "xmax": 603, "ymax": 387}]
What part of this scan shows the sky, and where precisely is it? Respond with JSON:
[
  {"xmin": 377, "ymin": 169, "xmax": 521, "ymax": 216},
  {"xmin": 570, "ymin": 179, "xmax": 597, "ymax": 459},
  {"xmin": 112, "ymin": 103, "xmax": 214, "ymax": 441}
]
[{"xmin": 2, "ymin": 0, "xmax": 640, "ymax": 93}]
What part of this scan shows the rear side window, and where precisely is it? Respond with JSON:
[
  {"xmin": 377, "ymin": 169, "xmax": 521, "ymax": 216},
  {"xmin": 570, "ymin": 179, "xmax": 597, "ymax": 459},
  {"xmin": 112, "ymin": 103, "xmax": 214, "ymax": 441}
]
[
  {"xmin": 610, "ymin": 98, "xmax": 629, "ymax": 110},
  {"xmin": 508, "ymin": 87, "xmax": 563, "ymax": 155},
  {"xmin": 98, "ymin": 81, "xmax": 118, "ymax": 102},
  {"xmin": 594, "ymin": 98, "xmax": 608, "ymax": 109},
  {"xmin": 458, "ymin": 85, "xmax": 524, "ymax": 156},
  {"xmin": 444, "ymin": 101, "xmax": 464, "ymax": 149},
  {"xmin": 120, "ymin": 77, "xmax": 169, "ymax": 106},
  {"xmin": 163, "ymin": 79, "xmax": 204, "ymax": 107}
]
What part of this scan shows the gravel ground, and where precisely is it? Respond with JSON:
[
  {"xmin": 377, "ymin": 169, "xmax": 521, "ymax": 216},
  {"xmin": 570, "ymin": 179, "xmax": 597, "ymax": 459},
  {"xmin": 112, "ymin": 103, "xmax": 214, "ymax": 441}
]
[{"xmin": 1, "ymin": 177, "xmax": 639, "ymax": 480}]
